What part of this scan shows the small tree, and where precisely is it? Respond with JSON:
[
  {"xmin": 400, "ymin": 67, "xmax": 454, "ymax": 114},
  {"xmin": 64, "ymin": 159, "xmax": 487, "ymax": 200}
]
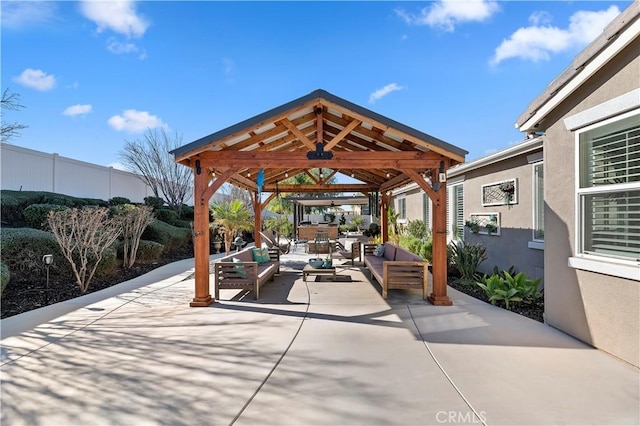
[
  {"xmin": 264, "ymin": 215, "xmax": 292, "ymax": 245},
  {"xmin": 48, "ymin": 207, "xmax": 122, "ymax": 294},
  {"xmin": 350, "ymin": 216, "xmax": 365, "ymax": 231},
  {"xmin": 211, "ymin": 199, "xmax": 254, "ymax": 255},
  {"xmin": 112, "ymin": 204, "xmax": 155, "ymax": 268},
  {"xmin": 118, "ymin": 128, "xmax": 192, "ymax": 215}
]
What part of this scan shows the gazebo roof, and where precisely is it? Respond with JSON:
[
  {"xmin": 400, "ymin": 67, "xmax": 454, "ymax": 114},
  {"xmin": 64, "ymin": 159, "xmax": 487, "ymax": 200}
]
[{"xmin": 171, "ymin": 89, "xmax": 467, "ymax": 194}]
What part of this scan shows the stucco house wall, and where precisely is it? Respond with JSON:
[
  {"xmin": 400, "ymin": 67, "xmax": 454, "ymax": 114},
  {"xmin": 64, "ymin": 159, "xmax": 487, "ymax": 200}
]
[
  {"xmin": 454, "ymin": 147, "xmax": 544, "ymax": 281},
  {"xmin": 517, "ymin": 5, "xmax": 639, "ymax": 367}
]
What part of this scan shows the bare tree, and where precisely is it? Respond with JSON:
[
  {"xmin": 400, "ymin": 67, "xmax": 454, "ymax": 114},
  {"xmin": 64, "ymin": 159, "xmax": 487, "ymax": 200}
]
[
  {"xmin": 112, "ymin": 204, "xmax": 155, "ymax": 268},
  {"xmin": 1, "ymin": 88, "xmax": 28, "ymax": 143},
  {"xmin": 48, "ymin": 207, "xmax": 122, "ymax": 294},
  {"xmin": 118, "ymin": 128, "xmax": 192, "ymax": 215}
]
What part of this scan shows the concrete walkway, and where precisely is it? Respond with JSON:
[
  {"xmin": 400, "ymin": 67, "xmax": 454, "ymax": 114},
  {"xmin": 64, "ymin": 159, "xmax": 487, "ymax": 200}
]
[{"xmin": 1, "ymin": 252, "xmax": 638, "ymax": 425}]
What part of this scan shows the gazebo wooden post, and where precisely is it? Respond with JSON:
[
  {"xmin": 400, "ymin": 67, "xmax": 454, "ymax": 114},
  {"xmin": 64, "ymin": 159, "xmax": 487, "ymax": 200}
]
[
  {"xmin": 252, "ymin": 191, "xmax": 262, "ymax": 248},
  {"xmin": 380, "ymin": 192, "xmax": 389, "ymax": 243},
  {"xmin": 429, "ymin": 176, "xmax": 452, "ymax": 306},
  {"xmin": 190, "ymin": 165, "xmax": 213, "ymax": 307}
]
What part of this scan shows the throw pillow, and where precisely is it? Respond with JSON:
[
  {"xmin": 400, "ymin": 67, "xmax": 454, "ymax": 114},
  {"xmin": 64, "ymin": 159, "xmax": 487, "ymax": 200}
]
[
  {"xmin": 373, "ymin": 244, "xmax": 385, "ymax": 257},
  {"xmin": 251, "ymin": 247, "xmax": 270, "ymax": 264},
  {"xmin": 232, "ymin": 257, "xmax": 247, "ymax": 275}
]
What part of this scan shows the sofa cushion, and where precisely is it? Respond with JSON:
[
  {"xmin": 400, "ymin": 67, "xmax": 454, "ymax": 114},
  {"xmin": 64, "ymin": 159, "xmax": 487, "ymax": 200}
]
[
  {"xmin": 252, "ymin": 247, "xmax": 270, "ymax": 264},
  {"xmin": 373, "ymin": 244, "xmax": 385, "ymax": 257},
  {"xmin": 395, "ymin": 247, "xmax": 421, "ymax": 262},
  {"xmin": 383, "ymin": 243, "xmax": 396, "ymax": 261}
]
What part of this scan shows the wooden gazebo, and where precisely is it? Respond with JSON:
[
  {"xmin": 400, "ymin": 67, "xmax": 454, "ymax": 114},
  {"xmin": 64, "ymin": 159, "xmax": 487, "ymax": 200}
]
[{"xmin": 171, "ymin": 89, "xmax": 467, "ymax": 307}]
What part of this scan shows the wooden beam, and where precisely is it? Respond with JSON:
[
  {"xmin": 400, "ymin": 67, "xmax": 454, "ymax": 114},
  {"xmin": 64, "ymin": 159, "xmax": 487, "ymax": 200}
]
[
  {"xmin": 190, "ymin": 167, "xmax": 213, "ymax": 307},
  {"xmin": 262, "ymin": 183, "xmax": 377, "ymax": 193},
  {"xmin": 261, "ymin": 192, "xmax": 278, "ymax": 210},
  {"xmin": 401, "ymin": 169, "xmax": 440, "ymax": 206},
  {"xmin": 252, "ymin": 191, "xmax": 262, "ymax": 248},
  {"xmin": 304, "ymin": 170, "xmax": 320, "ymax": 184},
  {"xmin": 281, "ymin": 118, "xmax": 317, "ymax": 151},
  {"xmin": 324, "ymin": 118, "xmax": 360, "ymax": 151},
  {"xmin": 379, "ymin": 173, "xmax": 412, "ymax": 193},
  {"xmin": 196, "ymin": 150, "xmax": 441, "ymax": 169},
  {"xmin": 316, "ymin": 104, "xmax": 324, "ymax": 145},
  {"xmin": 381, "ymin": 192, "xmax": 389, "ymax": 243},
  {"xmin": 323, "ymin": 169, "xmax": 339, "ymax": 183},
  {"xmin": 201, "ymin": 168, "xmax": 239, "ymax": 204},
  {"xmin": 429, "ymin": 183, "xmax": 452, "ymax": 306}
]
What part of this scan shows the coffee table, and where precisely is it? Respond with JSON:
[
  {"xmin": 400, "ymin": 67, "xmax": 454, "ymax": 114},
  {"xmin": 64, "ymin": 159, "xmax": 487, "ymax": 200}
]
[{"xmin": 303, "ymin": 264, "xmax": 336, "ymax": 282}]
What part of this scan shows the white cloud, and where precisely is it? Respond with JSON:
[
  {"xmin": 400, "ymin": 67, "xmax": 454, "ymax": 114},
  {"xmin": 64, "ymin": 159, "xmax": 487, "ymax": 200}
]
[
  {"xmin": 80, "ymin": 0, "xmax": 149, "ymax": 38},
  {"xmin": 369, "ymin": 83, "xmax": 405, "ymax": 104},
  {"xmin": 13, "ymin": 68, "xmax": 56, "ymax": 91},
  {"xmin": 1, "ymin": 1, "xmax": 57, "ymax": 29},
  {"xmin": 395, "ymin": 0, "xmax": 499, "ymax": 32},
  {"xmin": 491, "ymin": 6, "xmax": 620, "ymax": 65},
  {"xmin": 108, "ymin": 109, "xmax": 167, "ymax": 133},
  {"xmin": 63, "ymin": 104, "xmax": 93, "ymax": 117},
  {"xmin": 107, "ymin": 39, "xmax": 139, "ymax": 54}
]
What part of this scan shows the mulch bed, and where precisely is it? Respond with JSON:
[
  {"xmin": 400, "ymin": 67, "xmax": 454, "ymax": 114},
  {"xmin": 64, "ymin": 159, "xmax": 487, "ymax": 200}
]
[
  {"xmin": 448, "ymin": 279, "xmax": 544, "ymax": 323},
  {"xmin": 1, "ymin": 247, "xmax": 195, "ymax": 319}
]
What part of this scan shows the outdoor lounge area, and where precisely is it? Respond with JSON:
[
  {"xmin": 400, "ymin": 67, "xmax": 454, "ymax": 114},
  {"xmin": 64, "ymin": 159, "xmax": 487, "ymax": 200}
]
[{"xmin": 1, "ymin": 249, "xmax": 638, "ymax": 425}]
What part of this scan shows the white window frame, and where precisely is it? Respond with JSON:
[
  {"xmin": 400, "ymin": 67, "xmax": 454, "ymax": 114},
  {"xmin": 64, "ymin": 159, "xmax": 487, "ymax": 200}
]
[
  {"xmin": 532, "ymin": 161, "xmax": 544, "ymax": 244},
  {"xmin": 397, "ymin": 196, "xmax": 407, "ymax": 221},
  {"xmin": 481, "ymin": 178, "xmax": 518, "ymax": 206},
  {"xmin": 571, "ymin": 109, "xmax": 640, "ymax": 280},
  {"xmin": 448, "ymin": 183, "xmax": 464, "ymax": 241},
  {"xmin": 422, "ymin": 193, "xmax": 431, "ymax": 233}
]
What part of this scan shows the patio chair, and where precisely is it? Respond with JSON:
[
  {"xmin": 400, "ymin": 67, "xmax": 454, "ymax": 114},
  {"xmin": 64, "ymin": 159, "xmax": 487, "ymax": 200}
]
[
  {"xmin": 259, "ymin": 231, "xmax": 291, "ymax": 255},
  {"xmin": 335, "ymin": 240, "xmax": 361, "ymax": 266}
]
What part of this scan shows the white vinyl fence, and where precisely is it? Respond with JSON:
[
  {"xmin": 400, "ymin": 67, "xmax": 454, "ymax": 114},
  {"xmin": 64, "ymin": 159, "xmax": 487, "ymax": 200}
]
[{"xmin": 1, "ymin": 143, "xmax": 158, "ymax": 203}]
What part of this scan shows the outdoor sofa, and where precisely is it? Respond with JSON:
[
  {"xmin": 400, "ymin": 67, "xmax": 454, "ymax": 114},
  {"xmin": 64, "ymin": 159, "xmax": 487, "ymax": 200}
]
[
  {"xmin": 214, "ymin": 247, "xmax": 280, "ymax": 300},
  {"xmin": 363, "ymin": 242, "xmax": 428, "ymax": 299}
]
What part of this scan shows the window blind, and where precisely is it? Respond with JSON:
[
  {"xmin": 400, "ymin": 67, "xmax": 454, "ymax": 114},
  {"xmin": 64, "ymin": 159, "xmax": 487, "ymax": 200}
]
[{"xmin": 582, "ymin": 125, "xmax": 640, "ymax": 187}]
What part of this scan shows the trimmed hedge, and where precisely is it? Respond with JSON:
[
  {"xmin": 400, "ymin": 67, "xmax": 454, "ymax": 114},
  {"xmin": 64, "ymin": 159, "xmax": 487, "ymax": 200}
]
[
  {"xmin": 114, "ymin": 239, "xmax": 164, "ymax": 264},
  {"xmin": 1, "ymin": 262, "xmax": 10, "ymax": 295},
  {"xmin": 144, "ymin": 196, "xmax": 165, "ymax": 210},
  {"xmin": 0, "ymin": 227, "xmax": 117, "ymax": 279},
  {"xmin": 109, "ymin": 196, "xmax": 131, "ymax": 206},
  {"xmin": 23, "ymin": 203, "xmax": 69, "ymax": 230},
  {"xmin": 1, "ymin": 190, "xmax": 107, "ymax": 226},
  {"xmin": 155, "ymin": 208, "xmax": 178, "ymax": 226},
  {"xmin": 175, "ymin": 220, "xmax": 193, "ymax": 229},
  {"xmin": 141, "ymin": 219, "xmax": 191, "ymax": 251}
]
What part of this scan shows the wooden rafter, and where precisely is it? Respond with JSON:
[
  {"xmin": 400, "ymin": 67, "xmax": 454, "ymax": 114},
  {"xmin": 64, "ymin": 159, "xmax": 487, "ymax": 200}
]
[{"xmin": 281, "ymin": 118, "xmax": 316, "ymax": 151}]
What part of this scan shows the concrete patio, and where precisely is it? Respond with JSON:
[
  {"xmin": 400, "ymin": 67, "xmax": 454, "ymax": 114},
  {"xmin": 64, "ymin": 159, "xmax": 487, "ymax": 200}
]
[{"xmin": 1, "ymin": 250, "xmax": 638, "ymax": 425}]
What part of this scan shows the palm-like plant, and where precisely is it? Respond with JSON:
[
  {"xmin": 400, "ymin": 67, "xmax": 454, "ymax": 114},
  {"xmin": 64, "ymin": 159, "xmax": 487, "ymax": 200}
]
[{"xmin": 210, "ymin": 199, "xmax": 254, "ymax": 255}]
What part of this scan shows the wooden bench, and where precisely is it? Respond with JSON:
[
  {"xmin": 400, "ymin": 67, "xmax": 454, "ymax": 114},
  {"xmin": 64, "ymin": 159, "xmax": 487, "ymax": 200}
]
[
  {"xmin": 363, "ymin": 243, "xmax": 428, "ymax": 299},
  {"xmin": 214, "ymin": 247, "xmax": 280, "ymax": 300}
]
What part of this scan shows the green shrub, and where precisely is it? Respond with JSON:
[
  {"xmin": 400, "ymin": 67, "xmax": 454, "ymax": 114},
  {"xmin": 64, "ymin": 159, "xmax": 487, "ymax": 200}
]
[
  {"xmin": 135, "ymin": 240, "xmax": 165, "ymax": 263},
  {"xmin": 1, "ymin": 227, "xmax": 117, "ymax": 281},
  {"xmin": 82, "ymin": 198, "xmax": 109, "ymax": 207},
  {"xmin": 363, "ymin": 222, "xmax": 380, "ymax": 238},
  {"xmin": 476, "ymin": 271, "xmax": 542, "ymax": 310},
  {"xmin": 179, "ymin": 205, "xmax": 194, "ymax": 220},
  {"xmin": 406, "ymin": 220, "xmax": 428, "ymax": 239},
  {"xmin": 155, "ymin": 208, "xmax": 178, "ymax": 226},
  {"xmin": 0, "ymin": 227, "xmax": 70, "ymax": 277},
  {"xmin": 449, "ymin": 241, "xmax": 487, "ymax": 284},
  {"xmin": 109, "ymin": 196, "xmax": 131, "ymax": 206},
  {"xmin": 175, "ymin": 220, "xmax": 193, "ymax": 229},
  {"xmin": 141, "ymin": 219, "xmax": 191, "ymax": 251},
  {"xmin": 0, "ymin": 190, "xmax": 106, "ymax": 226},
  {"xmin": 0, "ymin": 262, "xmax": 10, "ymax": 295},
  {"xmin": 144, "ymin": 196, "xmax": 165, "ymax": 210},
  {"xmin": 23, "ymin": 203, "xmax": 69, "ymax": 230}
]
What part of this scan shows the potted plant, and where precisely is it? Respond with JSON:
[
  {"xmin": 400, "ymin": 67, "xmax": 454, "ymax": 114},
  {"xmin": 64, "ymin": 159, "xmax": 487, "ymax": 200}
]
[
  {"xmin": 212, "ymin": 234, "xmax": 223, "ymax": 253},
  {"xmin": 485, "ymin": 222, "xmax": 498, "ymax": 235},
  {"xmin": 499, "ymin": 181, "xmax": 515, "ymax": 204},
  {"xmin": 465, "ymin": 220, "xmax": 480, "ymax": 234},
  {"xmin": 322, "ymin": 253, "xmax": 333, "ymax": 268}
]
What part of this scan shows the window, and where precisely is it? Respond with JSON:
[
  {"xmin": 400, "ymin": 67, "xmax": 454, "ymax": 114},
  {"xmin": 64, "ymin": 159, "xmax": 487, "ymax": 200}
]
[
  {"xmin": 448, "ymin": 183, "xmax": 464, "ymax": 240},
  {"xmin": 422, "ymin": 193, "xmax": 431, "ymax": 230},
  {"xmin": 533, "ymin": 163, "xmax": 544, "ymax": 241},
  {"xmin": 577, "ymin": 113, "xmax": 640, "ymax": 261},
  {"xmin": 398, "ymin": 197, "xmax": 406, "ymax": 220}
]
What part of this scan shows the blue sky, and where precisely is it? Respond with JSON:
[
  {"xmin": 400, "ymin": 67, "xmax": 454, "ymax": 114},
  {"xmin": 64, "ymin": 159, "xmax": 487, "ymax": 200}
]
[{"xmin": 1, "ymin": 0, "xmax": 631, "ymax": 175}]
